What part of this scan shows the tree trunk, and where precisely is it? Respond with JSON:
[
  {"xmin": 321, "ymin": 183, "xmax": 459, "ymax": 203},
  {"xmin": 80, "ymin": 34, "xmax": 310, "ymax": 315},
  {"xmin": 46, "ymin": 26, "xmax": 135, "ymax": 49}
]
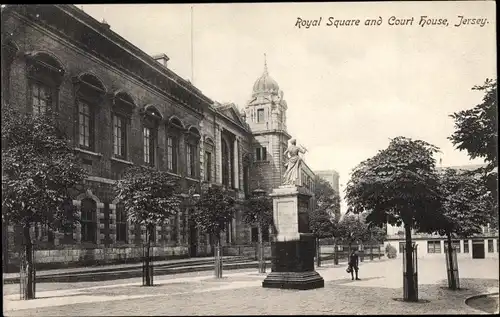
[
  {"xmin": 144, "ymin": 226, "xmax": 152, "ymax": 286},
  {"xmin": 316, "ymin": 237, "xmax": 321, "ymax": 267},
  {"xmin": 404, "ymin": 224, "xmax": 417, "ymax": 302},
  {"xmin": 214, "ymin": 233, "xmax": 223, "ymax": 278},
  {"xmin": 258, "ymin": 223, "xmax": 265, "ymax": 273},
  {"xmin": 446, "ymin": 233, "xmax": 457, "ymax": 290},
  {"xmin": 22, "ymin": 224, "xmax": 35, "ymax": 300}
]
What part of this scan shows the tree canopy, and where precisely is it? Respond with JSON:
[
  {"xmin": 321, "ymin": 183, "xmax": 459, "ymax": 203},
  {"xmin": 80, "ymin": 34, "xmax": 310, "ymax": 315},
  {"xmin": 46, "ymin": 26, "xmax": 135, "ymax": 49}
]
[
  {"xmin": 192, "ymin": 185, "xmax": 237, "ymax": 241},
  {"xmin": 115, "ymin": 166, "xmax": 182, "ymax": 228},
  {"xmin": 419, "ymin": 168, "xmax": 493, "ymax": 237},
  {"xmin": 345, "ymin": 136, "xmax": 442, "ymax": 230},
  {"xmin": 1, "ymin": 106, "xmax": 87, "ymax": 229},
  {"xmin": 242, "ymin": 194, "xmax": 273, "ymax": 230}
]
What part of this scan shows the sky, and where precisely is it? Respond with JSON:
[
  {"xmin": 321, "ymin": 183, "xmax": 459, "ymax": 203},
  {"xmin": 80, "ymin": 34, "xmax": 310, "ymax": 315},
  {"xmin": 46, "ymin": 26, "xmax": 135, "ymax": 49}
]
[{"xmin": 79, "ymin": 2, "xmax": 496, "ymax": 213}]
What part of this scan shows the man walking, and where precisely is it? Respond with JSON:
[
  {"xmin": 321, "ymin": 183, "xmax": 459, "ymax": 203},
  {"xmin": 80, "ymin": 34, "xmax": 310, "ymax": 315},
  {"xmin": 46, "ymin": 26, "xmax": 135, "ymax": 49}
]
[{"xmin": 348, "ymin": 250, "xmax": 360, "ymax": 280}]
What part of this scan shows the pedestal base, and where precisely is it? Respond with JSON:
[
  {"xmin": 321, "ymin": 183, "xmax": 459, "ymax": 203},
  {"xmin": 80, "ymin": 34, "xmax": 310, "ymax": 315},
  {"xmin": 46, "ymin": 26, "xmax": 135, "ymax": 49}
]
[
  {"xmin": 262, "ymin": 271, "xmax": 324, "ymax": 290},
  {"xmin": 262, "ymin": 234, "xmax": 324, "ymax": 290}
]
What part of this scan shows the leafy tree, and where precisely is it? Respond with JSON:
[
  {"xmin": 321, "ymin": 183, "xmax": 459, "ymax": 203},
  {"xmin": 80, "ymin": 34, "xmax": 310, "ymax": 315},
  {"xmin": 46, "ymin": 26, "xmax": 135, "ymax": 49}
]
[
  {"xmin": 421, "ymin": 168, "xmax": 492, "ymax": 290},
  {"xmin": 358, "ymin": 213, "xmax": 387, "ymax": 260},
  {"xmin": 336, "ymin": 214, "xmax": 366, "ymax": 252},
  {"xmin": 449, "ymin": 78, "xmax": 498, "ymax": 227},
  {"xmin": 385, "ymin": 243, "xmax": 397, "ymax": 259},
  {"xmin": 345, "ymin": 136, "xmax": 442, "ymax": 302},
  {"xmin": 312, "ymin": 176, "xmax": 341, "ymax": 265},
  {"xmin": 115, "ymin": 166, "xmax": 182, "ymax": 286},
  {"xmin": 1, "ymin": 106, "xmax": 87, "ymax": 299},
  {"xmin": 242, "ymin": 192, "xmax": 273, "ymax": 273},
  {"xmin": 192, "ymin": 185, "xmax": 237, "ymax": 278}
]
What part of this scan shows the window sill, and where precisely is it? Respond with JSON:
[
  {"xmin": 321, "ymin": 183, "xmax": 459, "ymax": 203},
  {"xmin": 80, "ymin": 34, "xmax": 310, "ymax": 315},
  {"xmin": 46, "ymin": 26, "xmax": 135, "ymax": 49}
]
[
  {"xmin": 75, "ymin": 148, "xmax": 103, "ymax": 158},
  {"xmin": 186, "ymin": 176, "xmax": 200, "ymax": 182},
  {"xmin": 167, "ymin": 171, "xmax": 181, "ymax": 178},
  {"xmin": 254, "ymin": 160, "xmax": 270, "ymax": 164},
  {"xmin": 111, "ymin": 157, "xmax": 134, "ymax": 165}
]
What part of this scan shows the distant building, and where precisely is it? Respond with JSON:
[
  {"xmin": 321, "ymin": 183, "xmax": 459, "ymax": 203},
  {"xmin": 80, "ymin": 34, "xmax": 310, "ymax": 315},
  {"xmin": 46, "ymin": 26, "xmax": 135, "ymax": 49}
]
[
  {"xmin": 314, "ymin": 170, "xmax": 340, "ymax": 219},
  {"xmin": 385, "ymin": 163, "xmax": 498, "ymax": 259}
]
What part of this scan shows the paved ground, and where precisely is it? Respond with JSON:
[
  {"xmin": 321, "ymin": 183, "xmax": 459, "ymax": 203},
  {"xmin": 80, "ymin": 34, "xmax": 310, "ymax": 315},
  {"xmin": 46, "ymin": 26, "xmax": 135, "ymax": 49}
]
[{"xmin": 3, "ymin": 257, "xmax": 499, "ymax": 315}]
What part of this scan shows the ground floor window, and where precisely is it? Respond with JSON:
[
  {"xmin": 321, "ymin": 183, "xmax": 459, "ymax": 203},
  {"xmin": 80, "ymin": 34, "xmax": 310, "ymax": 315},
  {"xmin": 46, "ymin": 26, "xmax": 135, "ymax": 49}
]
[
  {"xmin": 463, "ymin": 240, "xmax": 470, "ymax": 253},
  {"xmin": 427, "ymin": 241, "xmax": 441, "ymax": 253},
  {"xmin": 487, "ymin": 239, "xmax": 494, "ymax": 253}
]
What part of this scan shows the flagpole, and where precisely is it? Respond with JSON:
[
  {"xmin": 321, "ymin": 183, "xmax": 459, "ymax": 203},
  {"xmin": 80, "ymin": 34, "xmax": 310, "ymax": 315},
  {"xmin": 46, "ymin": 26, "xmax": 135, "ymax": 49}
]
[{"xmin": 191, "ymin": 5, "xmax": 194, "ymax": 84}]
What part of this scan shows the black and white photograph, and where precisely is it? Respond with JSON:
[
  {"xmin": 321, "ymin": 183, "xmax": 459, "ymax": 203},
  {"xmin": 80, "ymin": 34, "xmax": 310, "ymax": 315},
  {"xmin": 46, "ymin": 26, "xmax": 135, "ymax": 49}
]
[{"xmin": 1, "ymin": 1, "xmax": 498, "ymax": 315}]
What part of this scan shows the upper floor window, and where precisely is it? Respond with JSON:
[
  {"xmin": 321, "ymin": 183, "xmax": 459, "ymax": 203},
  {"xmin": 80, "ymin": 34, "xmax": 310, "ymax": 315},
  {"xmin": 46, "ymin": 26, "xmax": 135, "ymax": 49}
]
[
  {"xmin": 257, "ymin": 108, "xmax": 265, "ymax": 123},
  {"xmin": 143, "ymin": 126, "xmax": 154, "ymax": 165},
  {"xmin": 255, "ymin": 147, "xmax": 267, "ymax": 161},
  {"xmin": 73, "ymin": 73, "xmax": 107, "ymax": 151},
  {"xmin": 141, "ymin": 105, "xmax": 162, "ymax": 167},
  {"xmin": 205, "ymin": 151, "xmax": 212, "ymax": 182},
  {"xmin": 112, "ymin": 91, "xmax": 135, "ymax": 160},
  {"xmin": 31, "ymin": 81, "xmax": 52, "ymax": 115},
  {"xmin": 167, "ymin": 116, "xmax": 184, "ymax": 173},
  {"xmin": 167, "ymin": 135, "xmax": 178, "ymax": 172},
  {"xmin": 26, "ymin": 52, "xmax": 65, "ymax": 115},
  {"xmin": 186, "ymin": 126, "xmax": 201, "ymax": 178}
]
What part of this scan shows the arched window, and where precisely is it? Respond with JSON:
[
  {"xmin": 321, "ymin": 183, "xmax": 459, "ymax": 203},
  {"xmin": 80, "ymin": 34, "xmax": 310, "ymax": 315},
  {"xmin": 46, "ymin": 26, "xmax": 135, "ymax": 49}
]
[
  {"xmin": 81, "ymin": 198, "xmax": 97, "ymax": 243},
  {"xmin": 25, "ymin": 51, "xmax": 65, "ymax": 115},
  {"xmin": 166, "ymin": 116, "xmax": 185, "ymax": 174},
  {"xmin": 73, "ymin": 73, "xmax": 106, "ymax": 151},
  {"xmin": 112, "ymin": 91, "xmax": 135, "ymax": 160},
  {"xmin": 142, "ymin": 105, "xmax": 162, "ymax": 167},
  {"xmin": 186, "ymin": 126, "xmax": 201, "ymax": 179}
]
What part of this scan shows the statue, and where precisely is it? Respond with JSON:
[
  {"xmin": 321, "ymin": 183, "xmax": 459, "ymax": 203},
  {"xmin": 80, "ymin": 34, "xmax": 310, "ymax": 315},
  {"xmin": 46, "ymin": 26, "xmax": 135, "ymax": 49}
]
[{"xmin": 282, "ymin": 138, "xmax": 308, "ymax": 186}]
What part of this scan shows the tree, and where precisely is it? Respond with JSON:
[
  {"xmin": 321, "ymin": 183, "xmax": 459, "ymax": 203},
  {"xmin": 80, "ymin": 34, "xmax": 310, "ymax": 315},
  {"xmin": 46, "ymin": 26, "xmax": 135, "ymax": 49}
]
[
  {"xmin": 345, "ymin": 136, "xmax": 442, "ymax": 302},
  {"xmin": 115, "ymin": 166, "xmax": 181, "ymax": 286},
  {"xmin": 358, "ymin": 213, "xmax": 387, "ymax": 260},
  {"xmin": 449, "ymin": 78, "xmax": 498, "ymax": 227},
  {"xmin": 1, "ymin": 107, "xmax": 87, "ymax": 299},
  {"xmin": 336, "ymin": 214, "xmax": 366, "ymax": 253},
  {"xmin": 421, "ymin": 168, "xmax": 492, "ymax": 290},
  {"xmin": 242, "ymin": 192, "xmax": 273, "ymax": 273},
  {"xmin": 192, "ymin": 185, "xmax": 237, "ymax": 278},
  {"xmin": 309, "ymin": 207, "xmax": 336, "ymax": 267},
  {"xmin": 312, "ymin": 176, "xmax": 341, "ymax": 265}
]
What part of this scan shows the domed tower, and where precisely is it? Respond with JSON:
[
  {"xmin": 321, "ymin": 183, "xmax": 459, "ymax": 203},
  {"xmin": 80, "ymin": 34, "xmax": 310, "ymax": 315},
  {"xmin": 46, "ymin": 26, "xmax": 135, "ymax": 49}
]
[{"xmin": 244, "ymin": 54, "xmax": 291, "ymax": 192}]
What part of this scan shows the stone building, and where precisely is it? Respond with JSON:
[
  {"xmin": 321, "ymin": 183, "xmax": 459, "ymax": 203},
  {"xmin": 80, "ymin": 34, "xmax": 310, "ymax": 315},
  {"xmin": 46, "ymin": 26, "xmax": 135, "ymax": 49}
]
[{"xmin": 1, "ymin": 4, "xmax": 316, "ymax": 270}]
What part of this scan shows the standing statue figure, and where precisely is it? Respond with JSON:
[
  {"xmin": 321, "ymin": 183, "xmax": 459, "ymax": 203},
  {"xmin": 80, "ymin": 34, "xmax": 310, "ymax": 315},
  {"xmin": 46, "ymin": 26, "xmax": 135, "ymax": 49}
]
[{"xmin": 282, "ymin": 138, "xmax": 308, "ymax": 186}]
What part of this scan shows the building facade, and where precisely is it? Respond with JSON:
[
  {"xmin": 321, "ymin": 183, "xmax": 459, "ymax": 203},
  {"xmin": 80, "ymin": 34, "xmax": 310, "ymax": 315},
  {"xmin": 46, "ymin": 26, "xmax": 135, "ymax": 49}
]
[
  {"xmin": 1, "ymin": 5, "xmax": 316, "ymax": 270},
  {"xmin": 385, "ymin": 164, "xmax": 499, "ymax": 259}
]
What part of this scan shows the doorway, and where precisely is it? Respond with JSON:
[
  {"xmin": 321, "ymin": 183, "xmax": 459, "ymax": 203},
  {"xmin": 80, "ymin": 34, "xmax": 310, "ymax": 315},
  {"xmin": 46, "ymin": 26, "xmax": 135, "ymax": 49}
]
[{"xmin": 472, "ymin": 240, "xmax": 485, "ymax": 259}]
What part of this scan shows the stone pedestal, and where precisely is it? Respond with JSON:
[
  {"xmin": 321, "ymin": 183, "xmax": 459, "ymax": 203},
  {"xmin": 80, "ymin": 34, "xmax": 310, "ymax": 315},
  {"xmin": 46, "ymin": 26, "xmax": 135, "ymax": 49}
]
[{"xmin": 262, "ymin": 185, "xmax": 324, "ymax": 290}]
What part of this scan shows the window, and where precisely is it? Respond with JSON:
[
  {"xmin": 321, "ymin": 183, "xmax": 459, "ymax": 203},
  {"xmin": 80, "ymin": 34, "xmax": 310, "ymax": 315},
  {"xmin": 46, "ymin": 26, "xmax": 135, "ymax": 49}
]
[
  {"xmin": 255, "ymin": 147, "xmax": 267, "ymax": 161},
  {"xmin": 81, "ymin": 198, "xmax": 97, "ymax": 243},
  {"xmin": 427, "ymin": 241, "xmax": 441, "ymax": 253},
  {"xmin": 113, "ymin": 115, "xmax": 127, "ymax": 158},
  {"xmin": 222, "ymin": 139, "xmax": 231, "ymax": 187},
  {"xmin": 150, "ymin": 227, "xmax": 156, "ymax": 244},
  {"xmin": 488, "ymin": 239, "xmax": 494, "ymax": 253},
  {"xmin": 143, "ymin": 126, "xmax": 155, "ymax": 165},
  {"xmin": 78, "ymin": 101, "xmax": 93, "ymax": 149},
  {"xmin": 186, "ymin": 143, "xmax": 196, "ymax": 178},
  {"xmin": 399, "ymin": 242, "xmax": 405, "ymax": 253},
  {"xmin": 257, "ymin": 109, "xmax": 265, "ymax": 122},
  {"xmin": 31, "ymin": 81, "xmax": 52, "ymax": 115},
  {"xmin": 167, "ymin": 135, "xmax": 178, "ymax": 173},
  {"xmin": 205, "ymin": 151, "xmax": 212, "ymax": 182},
  {"xmin": 453, "ymin": 240, "xmax": 461, "ymax": 253},
  {"xmin": 225, "ymin": 222, "xmax": 232, "ymax": 244},
  {"xmin": 116, "ymin": 204, "xmax": 127, "ymax": 243},
  {"xmin": 463, "ymin": 240, "xmax": 470, "ymax": 253}
]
